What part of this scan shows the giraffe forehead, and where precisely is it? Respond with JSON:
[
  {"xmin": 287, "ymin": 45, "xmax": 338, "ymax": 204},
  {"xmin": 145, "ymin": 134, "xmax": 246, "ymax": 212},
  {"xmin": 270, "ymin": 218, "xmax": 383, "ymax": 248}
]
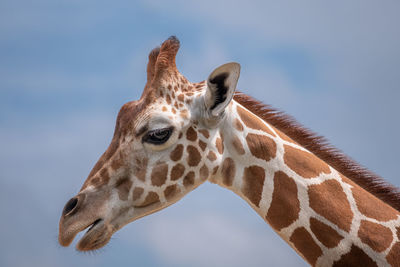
[
  {"xmin": 151, "ymin": 78, "xmax": 205, "ymax": 105},
  {"xmin": 141, "ymin": 78, "xmax": 206, "ymax": 126},
  {"xmin": 115, "ymin": 100, "xmax": 153, "ymax": 137}
]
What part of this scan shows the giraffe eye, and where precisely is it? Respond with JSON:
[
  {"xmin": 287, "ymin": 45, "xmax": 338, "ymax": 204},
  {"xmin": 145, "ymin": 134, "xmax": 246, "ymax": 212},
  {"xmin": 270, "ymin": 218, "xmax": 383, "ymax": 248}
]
[{"xmin": 143, "ymin": 127, "xmax": 174, "ymax": 145}]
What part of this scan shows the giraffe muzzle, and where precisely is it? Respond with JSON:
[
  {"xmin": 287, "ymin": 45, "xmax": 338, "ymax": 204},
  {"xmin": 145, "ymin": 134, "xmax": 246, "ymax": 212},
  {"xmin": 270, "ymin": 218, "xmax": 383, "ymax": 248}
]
[{"xmin": 58, "ymin": 191, "xmax": 112, "ymax": 250}]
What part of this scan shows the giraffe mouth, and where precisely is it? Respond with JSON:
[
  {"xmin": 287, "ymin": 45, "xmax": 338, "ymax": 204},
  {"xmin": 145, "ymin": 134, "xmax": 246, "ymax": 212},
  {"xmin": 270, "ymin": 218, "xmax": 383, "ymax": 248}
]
[
  {"xmin": 86, "ymin": 218, "xmax": 102, "ymax": 233},
  {"xmin": 75, "ymin": 218, "xmax": 112, "ymax": 251}
]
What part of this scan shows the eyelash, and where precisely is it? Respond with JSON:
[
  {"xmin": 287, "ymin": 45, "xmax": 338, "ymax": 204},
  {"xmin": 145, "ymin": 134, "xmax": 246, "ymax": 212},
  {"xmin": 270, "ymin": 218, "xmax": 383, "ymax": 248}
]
[{"xmin": 142, "ymin": 127, "xmax": 174, "ymax": 145}]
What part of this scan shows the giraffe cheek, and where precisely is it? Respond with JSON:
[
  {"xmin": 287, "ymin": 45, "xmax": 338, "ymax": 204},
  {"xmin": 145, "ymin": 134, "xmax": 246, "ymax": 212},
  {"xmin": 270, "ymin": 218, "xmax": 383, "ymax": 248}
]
[
  {"xmin": 171, "ymin": 164, "xmax": 185, "ymax": 181},
  {"xmin": 151, "ymin": 163, "xmax": 169, "ymax": 186},
  {"xmin": 133, "ymin": 157, "xmax": 148, "ymax": 182},
  {"xmin": 132, "ymin": 187, "xmax": 144, "ymax": 202},
  {"xmin": 116, "ymin": 178, "xmax": 133, "ymax": 201},
  {"xmin": 187, "ymin": 145, "xmax": 201, "ymax": 166}
]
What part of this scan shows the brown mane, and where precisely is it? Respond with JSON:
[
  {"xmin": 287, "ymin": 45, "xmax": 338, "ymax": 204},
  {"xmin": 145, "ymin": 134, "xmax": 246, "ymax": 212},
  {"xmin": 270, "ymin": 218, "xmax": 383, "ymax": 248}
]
[{"xmin": 233, "ymin": 91, "xmax": 400, "ymax": 212}]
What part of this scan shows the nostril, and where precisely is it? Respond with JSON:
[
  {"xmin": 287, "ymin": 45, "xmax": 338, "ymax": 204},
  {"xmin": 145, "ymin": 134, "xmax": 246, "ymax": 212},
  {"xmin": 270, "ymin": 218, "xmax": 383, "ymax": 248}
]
[{"xmin": 63, "ymin": 197, "xmax": 78, "ymax": 216}]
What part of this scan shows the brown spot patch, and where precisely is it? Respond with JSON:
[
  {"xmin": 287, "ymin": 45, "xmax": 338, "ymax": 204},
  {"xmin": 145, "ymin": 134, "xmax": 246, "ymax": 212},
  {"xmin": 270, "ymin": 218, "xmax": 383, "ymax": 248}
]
[
  {"xmin": 162, "ymin": 106, "xmax": 167, "ymax": 112},
  {"xmin": 309, "ymin": 217, "xmax": 343, "ymax": 248},
  {"xmin": 234, "ymin": 118, "xmax": 244, "ymax": 131},
  {"xmin": 116, "ymin": 178, "xmax": 132, "ymax": 201},
  {"xmin": 133, "ymin": 157, "xmax": 147, "ymax": 181},
  {"xmin": 166, "ymin": 94, "xmax": 171, "ymax": 104},
  {"xmin": 242, "ymin": 165, "xmax": 265, "ymax": 207},
  {"xmin": 266, "ymin": 171, "xmax": 300, "ymax": 231},
  {"xmin": 111, "ymin": 156, "xmax": 123, "ymax": 170},
  {"xmin": 308, "ymin": 179, "xmax": 353, "ymax": 232},
  {"xmin": 198, "ymin": 140, "xmax": 207, "ymax": 151},
  {"xmin": 284, "ymin": 145, "xmax": 331, "ymax": 178},
  {"xmin": 207, "ymin": 151, "xmax": 217, "ymax": 161},
  {"xmin": 358, "ymin": 220, "xmax": 393, "ymax": 252},
  {"xmin": 186, "ymin": 127, "xmax": 197, "ymax": 141},
  {"xmin": 164, "ymin": 184, "xmax": 178, "ymax": 200},
  {"xmin": 246, "ymin": 133, "xmax": 276, "ymax": 162},
  {"xmin": 100, "ymin": 168, "xmax": 110, "ymax": 184},
  {"xmin": 199, "ymin": 164, "xmax": 209, "ymax": 181},
  {"xmin": 237, "ymin": 105, "xmax": 275, "ymax": 136},
  {"xmin": 290, "ymin": 227, "xmax": 322, "ymax": 266},
  {"xmin": 132, "ymin": 187, "xmax": 144, "ymax": 201},
  {"xmin": 212, "ymin": 166, "xmax": 219, "ymax": 175},
  {"xmin": 171, "ymin": 163, "xmax": 185, "ymax": 181},
  {"xmin": 221, "ymin": 157, "xmax": 236, "ymax": 187},
  {"xmin": 170, "ymin": 144, "xmax": 184, "ymax": 161},
  {"xmin": 199, "ymin": 129, "xmax": 210, "ymax": 138},
  {"xmin": 151, "ymin": 163, "xmax": 168, "ymax": 186},
  {"xmin": 183, "ymin": 171, "xmax": 195, "ymax": 188},
  {"xmin": 216, "ymin": 137, "xmax": 224, "ymax": 154},
  {"xmin": 333, "ymin": 245, "xmax": 377, "ymax": 267},
  {"xmin": 232, "ymin": 136, "xmax": 245, "ymax": 155},
  {"xmin": 397, "ymin": 226, "xmax": 400, "ymax": 239},
  {"xmin": 187, "ymin": 145, "xmax": 201, "ymax": 166},
  {"xmin": 90, "ymin": 176, "xmax": 101, "ymax": 187},
  {"xmin": 387, "ymin": 242, "xmax": 400, "ymax": 266},
  {"xmin": 351, "ymin": 184, "xmax": 399, "ymax": 221},
  {"xmin": 139, "ymin": 192, "xmax": 160, "ymax": 207}
]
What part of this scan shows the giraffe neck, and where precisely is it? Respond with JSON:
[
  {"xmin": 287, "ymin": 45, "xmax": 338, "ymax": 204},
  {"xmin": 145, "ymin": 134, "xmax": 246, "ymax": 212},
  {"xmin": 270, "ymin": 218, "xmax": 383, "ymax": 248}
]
[{"xmin": 209, "ymin": 100, "xmax": 400, "ymax": 266}]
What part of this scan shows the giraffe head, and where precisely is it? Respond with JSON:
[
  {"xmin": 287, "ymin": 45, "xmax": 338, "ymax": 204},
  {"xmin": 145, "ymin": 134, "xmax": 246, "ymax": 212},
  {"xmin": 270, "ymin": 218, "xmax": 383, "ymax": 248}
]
[{"xmin": 58, "ymin": 36, "xmax": 240, "ymax": 251}]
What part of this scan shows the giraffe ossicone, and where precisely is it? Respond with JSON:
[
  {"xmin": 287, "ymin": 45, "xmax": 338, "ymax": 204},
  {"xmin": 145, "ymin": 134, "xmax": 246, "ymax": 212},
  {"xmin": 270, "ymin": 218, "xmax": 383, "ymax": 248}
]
[{"xmin": 59, "ymin": 37, "xmax": 400, "ymax": 266}]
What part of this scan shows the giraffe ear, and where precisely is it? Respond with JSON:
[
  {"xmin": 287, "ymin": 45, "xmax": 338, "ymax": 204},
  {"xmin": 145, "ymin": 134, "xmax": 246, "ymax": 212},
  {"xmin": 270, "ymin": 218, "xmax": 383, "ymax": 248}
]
[{"xmin": 205, "ymin": 62, "xmax": 240, "ymax": 117}]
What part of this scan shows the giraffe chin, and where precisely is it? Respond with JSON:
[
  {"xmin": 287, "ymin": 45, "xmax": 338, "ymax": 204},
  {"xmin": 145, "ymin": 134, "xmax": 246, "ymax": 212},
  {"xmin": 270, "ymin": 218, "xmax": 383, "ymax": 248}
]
[{"xmin": 75, "ymin": 219, "xmax": 112, "ymax": 251}]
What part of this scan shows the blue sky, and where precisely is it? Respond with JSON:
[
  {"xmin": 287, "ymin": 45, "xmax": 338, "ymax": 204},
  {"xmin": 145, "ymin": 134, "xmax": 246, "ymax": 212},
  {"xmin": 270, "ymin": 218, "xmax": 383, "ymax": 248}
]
[{"xmin": 1, "ymin": 1, "xmax": 399, "ymax": 266}]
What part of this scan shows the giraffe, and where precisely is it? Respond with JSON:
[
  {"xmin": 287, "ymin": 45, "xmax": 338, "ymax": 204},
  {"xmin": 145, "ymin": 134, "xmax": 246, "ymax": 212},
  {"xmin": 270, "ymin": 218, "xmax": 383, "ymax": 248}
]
[{"xmin": 58, "ymin": 36, "xmax": 400, "ymax": 266}]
